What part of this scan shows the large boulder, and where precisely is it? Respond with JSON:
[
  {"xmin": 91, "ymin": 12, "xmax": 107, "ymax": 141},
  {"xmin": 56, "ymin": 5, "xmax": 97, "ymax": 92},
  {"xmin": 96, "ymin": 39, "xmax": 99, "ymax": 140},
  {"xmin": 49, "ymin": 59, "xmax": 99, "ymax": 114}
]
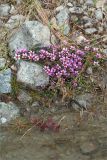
[
  {"xmin": 17, "ymin": 61, "xmax": 49, "ymax": 89},
  {"xmin": 0, "ymin": 68, "xmax": 11, "ymax": 94},
  {"xmin": 0, "ymin": 102, "xmax": 19, "ymax": 124},
  {"xmin": 8, "ymin": 21, "xmax": 51, "ymax": 58}
]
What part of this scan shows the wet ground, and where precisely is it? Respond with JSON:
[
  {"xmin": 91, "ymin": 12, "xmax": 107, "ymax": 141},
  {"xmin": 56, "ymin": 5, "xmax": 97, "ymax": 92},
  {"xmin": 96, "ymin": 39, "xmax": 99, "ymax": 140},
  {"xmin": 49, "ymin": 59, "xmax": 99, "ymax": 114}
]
[{"xmin": 1, "ymin": 104, "xmax": 107, "ymax": 160}]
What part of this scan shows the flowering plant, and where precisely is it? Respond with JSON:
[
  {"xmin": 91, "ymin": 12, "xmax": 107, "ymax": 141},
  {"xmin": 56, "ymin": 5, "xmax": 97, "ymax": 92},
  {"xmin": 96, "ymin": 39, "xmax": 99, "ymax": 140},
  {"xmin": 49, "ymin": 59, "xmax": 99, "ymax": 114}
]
[{"xmin": 15, "ymin": 44, "xmax": 103, "ymax": 88}]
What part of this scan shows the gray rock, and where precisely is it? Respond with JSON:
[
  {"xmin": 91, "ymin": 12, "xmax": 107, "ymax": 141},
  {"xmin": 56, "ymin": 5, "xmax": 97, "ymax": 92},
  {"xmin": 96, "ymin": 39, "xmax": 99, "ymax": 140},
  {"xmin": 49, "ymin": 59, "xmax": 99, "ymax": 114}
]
[
  {"xmin": 16, "ymin": 0, "xmax": 23, "ymax": 4},
  {"xmin": 17, "ymin": 89, "xmax": 32, "ymax": 104},
  {"xmin": 17, "ymin": 61, "xmax": 49, "ymax": 89},
  {"xmin": 82, "ymin": 16, "xmax": 92, "ymax": 24},
  {"xmin": 0, "ymin": 102, "xmax": 19, "ymax": 124},
  {"xmin": 72, "ymin": 93, "xmax": 93, "ymax": 110},
  {"xmin": 80, "ymin": 141, "xmax": 98, "ymax": 155},
  {"xmin": 69, "ymin": 7, "xmax": 83, "ymax": 14},
  {"xmin": 30, "ymin": 101, "xmax": 40, "ymax": 113},
  {"xmin": 103, "ymin": 49, "xmax": 107, "ymax": 55},
  {"xmin": 98, "ymin": 26, "xmax": 103, "ymax": 33},
  {"xmin": 86, "ymin": 67, "xmax": 93, "ymax": 75},
  {"xmin": 9, "ymin": 5, "xmax": 17, "ymax": 14},
  {"xmin": 8, "ymin": 21, "xmax": 50, "ymax": 58},
  {"xmin": 0, "ymin": 58, "xmax": 6, "ymax": 69},
  {"xmin": 0, "ymin": 4, "xmax": 11, "ymax": 16},
  {"xmin": 85, "ymin": 28, "xmax": 97, "ymax": 34},
  {"xmin": 5, "ymin": 14, "xmax": 25, "ymax": 29},
  {"xmin": 55, "ymin": 5, "xmax": 64, "ymax": 12},
  {"xmin": 0, "ymin": 68, "xmax": 11, "ymax": 94},
  {"xmin": 85, "ymin": 0, "xmax": 94, "ymax": 6},
  {"xmin": 56, "ymin": 8, "xmax": 70, "ymax": 35},
  {"xmin": 67, "ymin": 3, "xmax": 73, "ymax": 7},
  {"xmin": 95, "ymin": 9, "xmax": 103, "ymax": 21},
  {"xmin": 84, "ymin": 22, "xmax": 93, "ymax": 28},
  {"xmin": 0, "ymin": 19, "xmax": 4, "ymax": 27}
]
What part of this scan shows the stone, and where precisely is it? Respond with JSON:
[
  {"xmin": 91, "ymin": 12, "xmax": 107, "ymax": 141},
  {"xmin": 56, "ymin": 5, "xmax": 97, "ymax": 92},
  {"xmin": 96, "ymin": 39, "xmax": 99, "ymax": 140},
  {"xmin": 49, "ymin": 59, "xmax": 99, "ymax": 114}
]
[
  {"xmin": 0, "ymin": 58, "xmax": 6, "ymax": 69},
  {"xmin": 80, "ymin": 141, "xmax": 98, "ymax": 155},
  {"xmin": 82, "ymin": 16, "xmax": 92, "ymax": 24},
  {"xmin": 56, "ymin": 8, "xmax": 70, "ymax": 35},
  {"xmin": 84, "ymin": 22, "xmax": 93, "ymax": 28},
  {"xmin": 17, "ymin": 89, "xmax": 32, "ymax": 104},
  {"xmin": 86, "ymin": 67, "xmax": 93, "ymax": 75},
  {"xmin": 0, "ymin": 102, "xmax": 19, "ymax": 124},
  {"xmin": 67, "ymin": 3, "xmax": 73, "ymax": 7},
  {"xmin": 69, "ymin": 7, "xmax": 83, "ymax": 14},
  {"xmin": 0, "ymin": 68, "xmax": 11, "ymax": 94},
  {"xmin": 5, "ymin": 14, "xmax": 25, "ymax": 29},
  {"xmin": 98, "ymin": 26, "xmax": 103, "ymax": 33},
  {"xmin": 55, "ymin": 5, "xmax": 64, "ymax": 12},
  {"xmin": 85, "ymin": 28, "xmax": 97, "ymax": 34},
  {"xmin": 96, "ymin": 0, "xmax": 105, "ymax": 8},
  {"xmin": 30, "ymin": 101, "xmax": 40, "ymax": 113},
  {"xmin": 103, "ymin": 49, "xmax": 107, "ymax": 55},
  {"xmin": 16, "ymin": 0, "xmax": 23, "ymax": 4},
  {"xmin": 0, "ymin": 4, "xmax": 11, "ymax": 16},
  {"xmin": 75, "ymin": 35, "xmax": 87, "ymax": 44},
  {"xmin": 85, "ymin": 0, "xmax": 94, "ymax": 6},
  {"xmin": 95, "ymin": 9, "xmax": 103, "ymax": 21},
  {"xmin": 8, "ymin": 21, "xmax": 50, "ymax": 58},
  {"xmin": 0, "ymin": 19, "xmax": 4, "ymax": 27},
  {"xmin": 17, "ymin": 61, "xmax": 49, "ymax": 89},
  {"xmin": 72, "ymin": 93, "xmax": 93, "ymax": 110},
  {"xmin": 9, "ymin": 5, "xmax": 17, "ymax": 14}
]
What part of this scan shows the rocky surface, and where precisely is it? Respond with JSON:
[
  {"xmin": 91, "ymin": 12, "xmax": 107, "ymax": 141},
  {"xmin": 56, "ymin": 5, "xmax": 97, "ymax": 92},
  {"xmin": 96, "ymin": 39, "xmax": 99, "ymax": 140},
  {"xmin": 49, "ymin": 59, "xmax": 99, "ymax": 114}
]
[
  {"xmin": 17, "ymin": 89, "xmax": 32, "ymax": 104},
  {"xmin": 0, "ymin": 102, "xmax": 19, "ymax": 124},
  {"xmin": 9, "ymin": 21, "xmax": 51, "ymax": 58},
  {"xmin": 0, "ymin": 58, "xmax": 6, "ymax": 69},
  {"xmin": 56, "ymin": 7, "xmax": 70, "ymax": 35},
  {"xmin": 0, "ymin": 4, "xmax": 11, "ymax": 16},
  {"xmin": 5, "ymin": 14, "xmax": 25, "ymax": 29},
  {"xmin": 72, "ymin": 93, "xmax": 93, "ymax": 110},
  {"xmin": 0, "ymin": 68, "xmax": 11, "ymax": 94},
  {"xmin": 17, "ymin": 61, "xmax": 49, "ymax": 89}
]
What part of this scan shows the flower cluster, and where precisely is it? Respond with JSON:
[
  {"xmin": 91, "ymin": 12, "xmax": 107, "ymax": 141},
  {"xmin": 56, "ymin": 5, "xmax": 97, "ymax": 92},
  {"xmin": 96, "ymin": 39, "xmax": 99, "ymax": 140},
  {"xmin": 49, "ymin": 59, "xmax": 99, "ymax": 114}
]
[{"xmin": 15, "ymin": 45, "xmax": 103, "ymax": 86}]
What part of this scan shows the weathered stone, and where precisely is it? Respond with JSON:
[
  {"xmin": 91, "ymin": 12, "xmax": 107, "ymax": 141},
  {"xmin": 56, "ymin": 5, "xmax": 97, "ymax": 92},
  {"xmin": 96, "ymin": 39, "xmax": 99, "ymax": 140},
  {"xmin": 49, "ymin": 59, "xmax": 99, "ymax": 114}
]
[
  {"xmin": 0, "ymin": 58, "xmax": 6, "ymax": 69},
  {"xmin": 0, "ymin": 102, "xmax": 19, "ymax": 124},
  {"xmin": 75, "ymin": 35, "xmax": 87, "ymax": 44},
  {"xmin": 95, "ymin": 9, "xmax": 103, "ymax": 21},
  {"xmin": 85, "ymin": 28, "xmax": 97, "ymax": 34},
  {"xmin": 80, "ymin": 141, "xmax": 98, "ymax": 155},
  {"xmin": 5, "ymin": 14, "xmax": 25, "ymax": 29},
  {"xmin": 16, "ymin": 0, "xmax": 23, "ymax": 4},
  {"xmin": 0, "ymin": 68, "xmax": 11, "ymax": 94},
  {"xmin": 55, "ymin": 5, "xmax": 64, "ymax": 12},
  {"xmin": 17, "ymin": 61, "xmax": 49, "ymax": 89},
  {"xmin": 67, "ymin": 3, "xmax": 73, "ymax": 7},
  {"xmin": 69, "ymin": 7, "xmax": 83, "ymax": 14},
  {"xmin": 72, "ymin": 93, "xmax": 93, "ymax": 110},
  {"xmin": 0, "ymin": 19, "xmax": 4, "ymax": 27},
  {"xmin": 103, "ymin": 49, "xmax": 107, "ymax": 55},
  {"xmin": 84, "ymin": 22, "xmax": 93, "ymax": 28},
  {"xmin": 85, "ymin": 0, "xmax": 94, "ymax": 6},
  {"xmin": 17, "ymin": 89, "xmax": 32, "ymax": 104},
  {"xmin": 9, "ymin": 5, "xmax": 17, "ymax": 14},
  {"xmin": 56, "ymin": 8, "xmax": 70, "ymax": 35},
  {"xmin": 8, "ymin": 21, "xmax": 50, "ymax": 58},
  {"xmin": 86, "ymin": 67, "xmax": 93, "ymax": 75},
  {"xmin": 0, "ymin": 4, "xmax": 11, "ymax": 16}
]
